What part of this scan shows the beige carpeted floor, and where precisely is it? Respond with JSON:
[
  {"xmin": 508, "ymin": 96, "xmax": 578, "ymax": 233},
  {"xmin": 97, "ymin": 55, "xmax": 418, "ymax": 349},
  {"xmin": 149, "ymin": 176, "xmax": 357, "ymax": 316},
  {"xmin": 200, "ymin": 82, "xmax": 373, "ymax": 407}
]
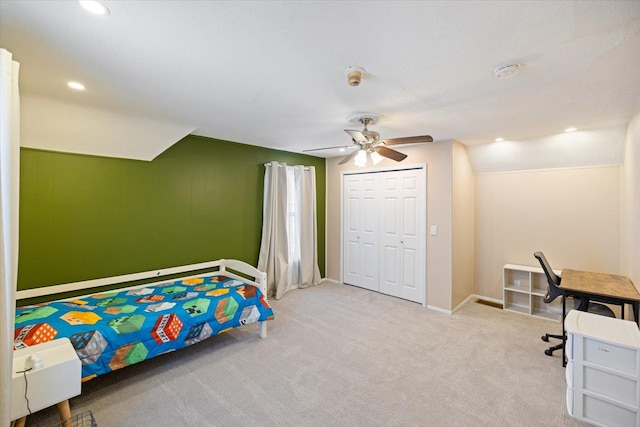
[{"xmin": 24, "ymin": 281, "xmax": 588, "ymax": 426}]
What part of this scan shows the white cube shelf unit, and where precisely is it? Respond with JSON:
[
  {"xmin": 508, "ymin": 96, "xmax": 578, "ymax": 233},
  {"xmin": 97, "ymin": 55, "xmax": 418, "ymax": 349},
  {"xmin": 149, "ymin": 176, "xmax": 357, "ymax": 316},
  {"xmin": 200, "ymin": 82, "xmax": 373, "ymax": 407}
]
[{"xmin": 503, "ymin": 264, "xmax": 562, "ymax": 321}]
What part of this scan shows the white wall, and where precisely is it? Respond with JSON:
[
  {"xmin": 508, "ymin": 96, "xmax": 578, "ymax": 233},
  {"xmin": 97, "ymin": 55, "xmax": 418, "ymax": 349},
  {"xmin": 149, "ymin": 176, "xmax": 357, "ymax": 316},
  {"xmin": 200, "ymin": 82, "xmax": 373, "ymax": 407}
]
[
  {"xmin": 451, "ymin": 141, "xmax": 474, "ymax": 308},
  {"xmin": 21, "ymin": 95, "xmax": 194, "ymax": 160},
  {"xmin": 468, "ymin": 125, "xmax": 626, "ymax": 174},
  {"xmin": 622, "ymin": 110, "xmax": 640, "ymax": 290},
  {"xmin": 471, "ymin": 125, "xmax": 628, "ymax": 302},
  {"xmin": 474, "ymin": 166, "xmax": 621, "ymax": 301}
]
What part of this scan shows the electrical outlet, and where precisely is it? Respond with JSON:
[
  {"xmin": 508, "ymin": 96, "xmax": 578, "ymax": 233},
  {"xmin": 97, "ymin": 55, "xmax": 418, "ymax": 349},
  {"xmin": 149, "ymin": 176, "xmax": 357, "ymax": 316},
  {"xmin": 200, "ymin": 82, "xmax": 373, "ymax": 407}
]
[{"xmin": 513, "ymin": 280, "xmax": 521, "ymax": 286}]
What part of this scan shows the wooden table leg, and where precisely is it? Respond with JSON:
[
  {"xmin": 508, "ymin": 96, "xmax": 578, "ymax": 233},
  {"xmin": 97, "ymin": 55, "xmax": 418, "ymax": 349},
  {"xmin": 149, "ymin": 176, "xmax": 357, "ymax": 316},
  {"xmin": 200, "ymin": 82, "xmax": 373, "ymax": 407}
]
[
  {"xmin": 13, "ymin": 417, "xmax": 27, "ymax": 427},
  {"xmin": 57, "ymin": 399, "xmax": 73, "ymax": 427}
]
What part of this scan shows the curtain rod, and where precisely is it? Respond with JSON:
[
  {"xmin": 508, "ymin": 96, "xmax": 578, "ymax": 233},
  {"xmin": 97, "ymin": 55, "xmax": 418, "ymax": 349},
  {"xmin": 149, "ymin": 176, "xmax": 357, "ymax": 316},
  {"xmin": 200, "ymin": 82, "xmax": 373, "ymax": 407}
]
[{"xmin": 264, "ymin": 163, "xmax": 311, "ymax": 171}]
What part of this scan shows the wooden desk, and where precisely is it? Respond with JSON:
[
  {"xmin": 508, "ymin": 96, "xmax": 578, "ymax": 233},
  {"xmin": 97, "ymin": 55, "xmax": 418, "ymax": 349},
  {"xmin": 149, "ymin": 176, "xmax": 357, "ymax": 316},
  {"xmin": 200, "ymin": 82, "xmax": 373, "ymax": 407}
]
[
  {"xmin": 561, "ymin": 269, "xmax": 640, "ymax": 323},
  {"xmin": 559, "ymin": 268, "xmax": 640, "ymax": 366}
]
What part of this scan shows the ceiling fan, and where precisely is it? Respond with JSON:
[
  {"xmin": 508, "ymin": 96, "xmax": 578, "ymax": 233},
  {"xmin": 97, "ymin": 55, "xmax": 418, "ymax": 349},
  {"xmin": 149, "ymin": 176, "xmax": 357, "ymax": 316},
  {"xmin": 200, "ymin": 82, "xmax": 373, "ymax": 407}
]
[{"xmin": 305, "ymin": 115, "xmax": 433, "ymax": 166}]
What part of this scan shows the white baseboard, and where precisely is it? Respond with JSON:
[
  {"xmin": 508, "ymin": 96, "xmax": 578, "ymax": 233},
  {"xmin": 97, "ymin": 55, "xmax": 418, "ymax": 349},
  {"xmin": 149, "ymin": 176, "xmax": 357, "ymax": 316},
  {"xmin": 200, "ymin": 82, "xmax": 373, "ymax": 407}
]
[
  {"xmin": 319, "ymin": 281, "xmax": 504, "ymax": 317},
  {"xmin": 427, "ymin": 305, "xmax": 452, "ymax": 315},
  {"xmin": 451, "ymin": 294, "xmax": 478, "ymax": 314}
]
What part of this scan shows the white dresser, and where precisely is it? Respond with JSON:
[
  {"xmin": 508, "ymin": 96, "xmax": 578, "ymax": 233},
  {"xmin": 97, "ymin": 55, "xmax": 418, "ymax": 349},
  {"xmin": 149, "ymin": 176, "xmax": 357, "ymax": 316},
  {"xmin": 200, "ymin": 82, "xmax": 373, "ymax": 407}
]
[{"xmin": 565, "ymin": 310, "xmax": 640, "ymax": 427}]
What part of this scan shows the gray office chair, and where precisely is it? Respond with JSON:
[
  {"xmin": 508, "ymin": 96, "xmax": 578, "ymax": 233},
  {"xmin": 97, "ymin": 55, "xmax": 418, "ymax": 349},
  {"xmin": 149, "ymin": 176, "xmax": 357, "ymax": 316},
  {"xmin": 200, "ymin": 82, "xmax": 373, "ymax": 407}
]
[{"xmin": 533, "ymin": 251, "xmax": 615, "ymax": 357}]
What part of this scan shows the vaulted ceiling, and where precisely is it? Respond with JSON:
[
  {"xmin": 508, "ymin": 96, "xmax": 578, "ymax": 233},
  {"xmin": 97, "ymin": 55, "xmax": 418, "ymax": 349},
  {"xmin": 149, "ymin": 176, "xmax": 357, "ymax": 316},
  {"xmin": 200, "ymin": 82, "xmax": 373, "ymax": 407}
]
[{"xmin": 1, "ymin": 1, "xmax": 639, "ymax": 160}]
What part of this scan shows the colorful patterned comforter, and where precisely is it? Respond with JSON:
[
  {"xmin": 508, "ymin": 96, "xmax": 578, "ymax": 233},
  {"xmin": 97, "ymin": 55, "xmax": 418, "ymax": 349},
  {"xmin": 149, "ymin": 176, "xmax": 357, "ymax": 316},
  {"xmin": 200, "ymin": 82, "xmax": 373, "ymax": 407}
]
[{"xmin": 14, "ymin": 274, "xmax": 274, "ymax": 381}]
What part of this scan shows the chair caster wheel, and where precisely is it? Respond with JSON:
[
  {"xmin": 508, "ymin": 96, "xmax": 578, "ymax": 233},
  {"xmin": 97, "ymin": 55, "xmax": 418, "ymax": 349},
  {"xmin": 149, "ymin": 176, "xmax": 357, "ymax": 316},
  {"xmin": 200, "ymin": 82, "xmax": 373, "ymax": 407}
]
[
  {"xmin": 541, "ymin": 335, "xmax": 549, "ymax": 342},
  {"xmin": 545, "ymin": 349, "xmax": 554, "ymax": 356}
]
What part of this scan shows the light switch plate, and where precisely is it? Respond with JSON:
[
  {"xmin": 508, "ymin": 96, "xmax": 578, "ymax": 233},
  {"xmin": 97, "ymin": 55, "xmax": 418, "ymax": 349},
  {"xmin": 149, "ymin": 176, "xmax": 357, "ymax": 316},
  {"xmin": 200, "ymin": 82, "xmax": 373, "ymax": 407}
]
[{"xmin": 430, "ymin": 225, "xmax": 438, "ymax": 236}]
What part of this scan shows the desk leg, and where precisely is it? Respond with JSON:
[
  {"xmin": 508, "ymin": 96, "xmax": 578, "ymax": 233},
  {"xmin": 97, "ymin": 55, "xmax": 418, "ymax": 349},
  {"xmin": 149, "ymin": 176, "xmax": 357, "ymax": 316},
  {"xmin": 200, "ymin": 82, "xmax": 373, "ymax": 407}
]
[
  {"xmin": 11, "ymin": 417, "xmax": 26, "ymax": 427},
  {"xmin": 57, "ymin": 400, "xmax": 72, "ymax": 427},
  {"xmin": 562, "ymin": 297, "xmax": 567, "ymax": 368}
]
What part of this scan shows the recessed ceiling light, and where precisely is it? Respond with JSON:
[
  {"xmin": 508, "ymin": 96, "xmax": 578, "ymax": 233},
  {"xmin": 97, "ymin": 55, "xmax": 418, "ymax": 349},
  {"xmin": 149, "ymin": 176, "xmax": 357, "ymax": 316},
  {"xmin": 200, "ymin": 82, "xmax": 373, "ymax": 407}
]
[
  {"xmin": 564, "ymin": 127, "xmax": 577, "ymax": 133},
  {"xmin": 79, "ymin": 1, "xmax": 110, "ymax": 16},
  {"xmin": 495, "ymin": 137, "xmax": 504, "ymax": 142},
  {"xmin": 339, "ymin": 148, "xmax": 345, "ymax": 152},
  {"xmin": 67, "ymin": 81, "xmax": 86, "ymax": 90}
]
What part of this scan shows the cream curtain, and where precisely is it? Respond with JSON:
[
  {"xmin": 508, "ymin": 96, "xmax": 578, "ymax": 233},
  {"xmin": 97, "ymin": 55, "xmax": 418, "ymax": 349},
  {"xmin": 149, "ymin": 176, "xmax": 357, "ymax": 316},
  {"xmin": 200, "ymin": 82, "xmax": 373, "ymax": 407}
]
[
  {"xmin": 258, "ymin": 161, "xmax": 320, "ymax": 299},
  {"xmin": 0, "ymin": 48, "xmax": 20, "ymax": 427}
]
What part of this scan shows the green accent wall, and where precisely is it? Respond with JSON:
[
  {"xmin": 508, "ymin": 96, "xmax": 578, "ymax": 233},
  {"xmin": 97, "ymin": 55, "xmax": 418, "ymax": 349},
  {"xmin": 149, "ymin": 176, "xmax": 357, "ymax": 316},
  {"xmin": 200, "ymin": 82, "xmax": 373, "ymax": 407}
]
[{"xmin": 18, "ymin": 135, "xmax": 325, "ymax": 290}]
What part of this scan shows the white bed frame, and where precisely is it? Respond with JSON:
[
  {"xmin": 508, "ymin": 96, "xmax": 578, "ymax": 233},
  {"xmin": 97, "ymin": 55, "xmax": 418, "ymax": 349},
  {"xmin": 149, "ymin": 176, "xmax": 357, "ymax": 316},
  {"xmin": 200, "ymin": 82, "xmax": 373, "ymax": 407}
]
[{"xmin": 15, "ymin": 259, "xmax": 270, "ymax": 338}]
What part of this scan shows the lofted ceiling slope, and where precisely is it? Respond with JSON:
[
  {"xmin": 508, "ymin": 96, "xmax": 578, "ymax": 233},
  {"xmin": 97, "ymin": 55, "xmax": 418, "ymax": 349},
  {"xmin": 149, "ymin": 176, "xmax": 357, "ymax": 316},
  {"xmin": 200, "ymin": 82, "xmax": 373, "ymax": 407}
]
[{"xmin": 1, "ymin": 1, "xmax": 639, "ymax": 160}]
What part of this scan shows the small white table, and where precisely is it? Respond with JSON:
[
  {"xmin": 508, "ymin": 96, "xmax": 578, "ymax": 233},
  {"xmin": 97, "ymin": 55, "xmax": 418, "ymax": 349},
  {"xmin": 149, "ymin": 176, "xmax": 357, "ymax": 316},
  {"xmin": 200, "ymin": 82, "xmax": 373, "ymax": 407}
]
[{"xmin": 11, "ymin": 338, "xmax": 81, "ymax": 427}]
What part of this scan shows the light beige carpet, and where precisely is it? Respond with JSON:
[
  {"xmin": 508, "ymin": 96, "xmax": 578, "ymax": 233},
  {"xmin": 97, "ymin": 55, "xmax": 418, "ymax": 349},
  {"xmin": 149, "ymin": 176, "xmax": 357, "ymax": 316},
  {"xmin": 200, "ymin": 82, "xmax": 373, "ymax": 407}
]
[{"xmin": 23, "ymin": 281, "xmax": 588, "ymax": 426}]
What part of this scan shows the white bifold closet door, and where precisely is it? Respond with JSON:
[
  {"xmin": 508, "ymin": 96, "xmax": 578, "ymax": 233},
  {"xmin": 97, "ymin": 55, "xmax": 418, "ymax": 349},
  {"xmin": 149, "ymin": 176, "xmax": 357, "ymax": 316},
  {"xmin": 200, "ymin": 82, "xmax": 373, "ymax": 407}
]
[
  {"xmin": 343, "ymin": 173, "xmax": 379, "ymax": 291},
  {"xmin": 342, "ymin": 167, "xmax": 426, "ymax": 304}
]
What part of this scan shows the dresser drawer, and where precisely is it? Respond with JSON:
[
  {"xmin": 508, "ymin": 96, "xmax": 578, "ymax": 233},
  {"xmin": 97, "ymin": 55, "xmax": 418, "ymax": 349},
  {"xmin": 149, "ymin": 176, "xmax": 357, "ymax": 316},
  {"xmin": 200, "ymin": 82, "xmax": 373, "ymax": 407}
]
[
  {"xmin": 584, "ymin": 338, "xmax": 638, "ymax": 377},
  {"xmin": 583, "ymin": 394, "xmax": 638, "ymax": 427},
  {"xmin": 566, "ymin": 360, "xmax": 573, "ymax": 387},
  {"xmin": 583, "ymin": 366, "xmax": 638, "ymax": 407}
]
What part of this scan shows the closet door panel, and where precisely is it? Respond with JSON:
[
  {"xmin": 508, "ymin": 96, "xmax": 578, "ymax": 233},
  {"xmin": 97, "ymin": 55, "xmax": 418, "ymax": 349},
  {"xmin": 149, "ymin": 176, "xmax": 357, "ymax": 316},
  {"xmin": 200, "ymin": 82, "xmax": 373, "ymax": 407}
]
[
  {"xmin": 343, "ymin": 176, "xmax": 360, "ymax": 286},
  {"xmin": 342, "ymin": 173, "xmax": 378, "ymax": 291},
  {"xmin": 379, "ymin": 172, "xmax": 403, "ymax": 298},
  {"xmin": 345, "ymin": 241, "xmax": 359, "ymax": 276},
  {"xmin": 363, "ymin": 241, "xmax": 378, "ymax": 282},
  {"xmin": 384, "ymin": 197, "xmax": 398, "ymax": 235},
  {"xmin": 359, "ymin": 176, "xmax": 378, "ymax": 290},
  {"xmin": 403, "ymin": 197, "xmax": 417, "ymax": 237},
  {"xmin": 402, "ymin": 247, "xmax": 418, "ymax": 290},
  {"xmin": 398, "ymin": 169, "xmax": 425, "ymax": 303}
]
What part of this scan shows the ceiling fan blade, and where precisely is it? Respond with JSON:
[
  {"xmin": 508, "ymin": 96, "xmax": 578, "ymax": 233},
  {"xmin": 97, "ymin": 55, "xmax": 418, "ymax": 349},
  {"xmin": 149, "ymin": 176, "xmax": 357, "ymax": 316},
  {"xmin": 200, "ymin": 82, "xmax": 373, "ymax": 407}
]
[
  {"xmin": 381, "ymin": 135, "xmax": 433, "ymax": 146},
  {"xmin": 345, "ymin": 129, "xmax": 368, "ymax": 144},
  {"xmin": 303, "ymin": 145, "xmax": 355, "ymax": 152},
  {"xmin": 338, "ymin": 150, "xmax": 361, "ymax": 165},
  {"xmin": 375, "ymin": 146, "xmax": 407, "ymax": 162}
]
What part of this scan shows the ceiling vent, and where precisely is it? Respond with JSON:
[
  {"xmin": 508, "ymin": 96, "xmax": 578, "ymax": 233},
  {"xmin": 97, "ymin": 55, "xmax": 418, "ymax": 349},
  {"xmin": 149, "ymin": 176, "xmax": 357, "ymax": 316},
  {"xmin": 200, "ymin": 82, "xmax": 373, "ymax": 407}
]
[{"xmin": 494, "ymin": 63, "xmax": 521, "ymax": 79}]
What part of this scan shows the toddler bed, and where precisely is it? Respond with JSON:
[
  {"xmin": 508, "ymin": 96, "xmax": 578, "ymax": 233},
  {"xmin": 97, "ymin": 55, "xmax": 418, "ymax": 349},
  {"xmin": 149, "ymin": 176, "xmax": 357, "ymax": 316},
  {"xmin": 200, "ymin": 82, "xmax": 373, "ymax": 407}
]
[{"xmin": 14, "ymin": 259, "xmax": 274, "ymax": 381}]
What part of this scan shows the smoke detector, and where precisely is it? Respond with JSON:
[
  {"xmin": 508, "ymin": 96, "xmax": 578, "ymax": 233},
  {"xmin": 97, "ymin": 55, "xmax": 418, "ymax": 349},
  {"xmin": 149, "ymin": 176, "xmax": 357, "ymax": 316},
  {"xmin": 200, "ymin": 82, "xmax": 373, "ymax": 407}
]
[
  {"xmin": 345, "ymin": 66, "xmax": 366, "ymax": 86},
  {"xmin": 494, "ymin": 63, "xmax": 521, "ymax": 79}
]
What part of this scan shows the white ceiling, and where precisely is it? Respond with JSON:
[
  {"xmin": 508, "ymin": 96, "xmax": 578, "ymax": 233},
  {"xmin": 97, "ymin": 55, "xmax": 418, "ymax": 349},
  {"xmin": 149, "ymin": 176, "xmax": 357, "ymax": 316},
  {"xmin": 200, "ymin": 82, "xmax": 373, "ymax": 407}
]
[{"xmin": 1, "ymin": 0, "xmax": 639, "ymax": 159}]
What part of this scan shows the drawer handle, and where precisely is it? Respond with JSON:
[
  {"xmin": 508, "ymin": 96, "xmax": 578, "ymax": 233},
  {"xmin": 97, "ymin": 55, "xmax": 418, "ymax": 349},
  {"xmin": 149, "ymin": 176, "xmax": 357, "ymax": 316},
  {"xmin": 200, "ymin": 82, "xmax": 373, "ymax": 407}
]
[{"xmin": 597, "ymin": 346, "xmax": 610, "ymax": 353}]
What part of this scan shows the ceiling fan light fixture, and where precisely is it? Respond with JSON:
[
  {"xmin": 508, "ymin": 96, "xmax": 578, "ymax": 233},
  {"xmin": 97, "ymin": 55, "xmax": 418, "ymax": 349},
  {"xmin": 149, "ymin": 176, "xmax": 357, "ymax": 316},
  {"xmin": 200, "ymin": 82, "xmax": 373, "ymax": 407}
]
[
  {"xmin": 309, "ymin": 113, "xmax": 431, "ymax": 165},
  {"xmin": 354, "ymin": 150, "xmax": 367, "ymax": 167},
  {"xmin": 370, "ymin": 151, "xmax": 384, "ymax": 165}
]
